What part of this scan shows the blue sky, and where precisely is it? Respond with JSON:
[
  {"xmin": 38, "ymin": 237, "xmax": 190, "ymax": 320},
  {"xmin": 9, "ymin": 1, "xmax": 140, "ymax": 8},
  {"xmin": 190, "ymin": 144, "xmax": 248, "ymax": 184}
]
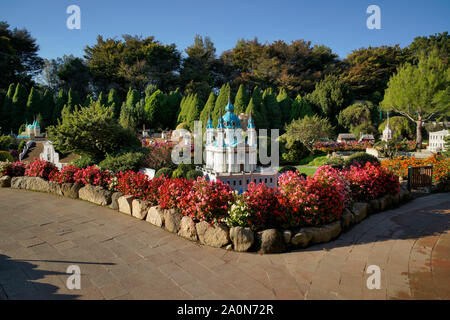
[{"xmin": 1, "ymin": 0, "xmax": 449, "ymax": 60}]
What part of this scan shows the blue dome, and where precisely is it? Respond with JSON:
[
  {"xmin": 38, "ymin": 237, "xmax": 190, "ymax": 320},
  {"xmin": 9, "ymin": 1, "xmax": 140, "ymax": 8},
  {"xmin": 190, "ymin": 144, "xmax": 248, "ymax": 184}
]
[
  {"xmin": 217, "ymin": 117, "xmax": 225, "ymax": 129},
  {"xmin": 206, "ymin": 114, "xmax": 213, "ymax": 129},
  {"xmin": 222, "ymin": 111, "xmax": 241, "ymax": 129},
  {"xmin": 225, "ymin": 101, "xmax": 234, "ymax": 112},
  {"xmin": 247, "ymin": 115, "xmax": 255, "ymax": 129}
]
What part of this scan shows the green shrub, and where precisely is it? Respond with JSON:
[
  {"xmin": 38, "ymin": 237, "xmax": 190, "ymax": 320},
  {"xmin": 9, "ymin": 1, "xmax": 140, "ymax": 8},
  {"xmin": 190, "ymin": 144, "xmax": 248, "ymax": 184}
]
[
  {"xmin": 0, "ymin": 136, "xmax": 13, "ymax": 151},
  {"xmin": 71, "ymin": 156, "xmax": 96, "ymax": 168},
  {"xmin": 186, "ymin": 169, "xmax": 203, "ymax": 180},
  {"xmin": 18, "ymin": 140, "xmax": 26, "ymax": 152},
  {"xmin": 0, "ymin": 151, "xmax": 14, "ymax": 162},
  {"xmin": 278, "ymin": 165, "xmax": 298, "ymax": 173},
  {"xmin": 344, "ymin": 152, "xmax": 379, "ymax": 167},
  {"xmin": 155, "ymin": 167, "xmax": 173, "ymax": 178},
  {"xmin": 99, "ymin": 151, "xmax": 146, "ymax": 173},
  {"xmin": 171, "ymin": 167, "xmax": 186, "ymax": 179},
  {"xmin": 324, "ymin": 156, "xmax": 345, "ymax": 169}
]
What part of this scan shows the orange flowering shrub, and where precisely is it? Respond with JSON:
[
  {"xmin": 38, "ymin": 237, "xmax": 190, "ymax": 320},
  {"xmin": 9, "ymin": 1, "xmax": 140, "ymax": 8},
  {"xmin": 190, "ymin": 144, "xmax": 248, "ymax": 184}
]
[{"xmin": 381, "ymin": 155, "xmax": 450, "ymax": 183}]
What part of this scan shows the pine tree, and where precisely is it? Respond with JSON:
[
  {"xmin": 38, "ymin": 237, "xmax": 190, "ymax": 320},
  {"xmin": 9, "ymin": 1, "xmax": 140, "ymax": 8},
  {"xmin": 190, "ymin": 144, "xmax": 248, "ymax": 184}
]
[
  {"xmin": 1, "ymin": 83, "xmax": 15, "ymax": 132},
  {"xmin": 185, "ymin": 94, "xmax": 201, "ymax": 132},
  {"xmin": 106, "ymin": 88, "xmax": 121, "ymax": 118},
  {"xmin": 41, "ymin": 89, "xmax": 55, "ymax": 129},
  {"xmin": 66, "ymin": 88, "xmax": 81, "ymax": 113},
  {"xmin": 84, "ymin": 94, "xmax": 95, "ymax": 107},
  {"xmin": 97, "ymin": 91, "xmax": 106, "ymax": 106},
  {"xmin": 199, "ymin": 91, "xmax": 216, "ymax": 130},
  {"xmin": 145, "ymin": 89, "xmax": 167, "ymax": 129},
  {"xmin": 53, "ymin": 90, "xmax": 67, "ymax": 124},
  {"xmin": 178, "ymin": 94, "xmax": 194, "ymax": 125},
  {"xmin": 212, "ymin": 83, "xmax": 230, "ymax": 126},
  {"xmin": 277, "ymin": 88, "xmax": 293, "ymax": 125},
  {"xmin": 166, "ymin": 88, "xmax": 182, "ymax": 129},
  {"xmin": 246, "ymin": 87, "xmax": 268, "ymax": 129},
  {"xmin": 12, "ymin": 83, "xmax": 28, "ymax": 132},
  {"xmin": 119, "ymin": 88, "xmax": 141, "ymax": 129},
  {"xmin": 26, "ymin": 87, "xmax": 42, "ymax": 123},
  {"xmin": 291, "ymin": 95, "xmax": 313, "ymax": 120},
  {"xmin": 234, "ymin": 84, "xmax": 249, "ymax": 114},
  {"xmin": 262, "ymin": 88, "xmax": 282, "ymax": 129}
]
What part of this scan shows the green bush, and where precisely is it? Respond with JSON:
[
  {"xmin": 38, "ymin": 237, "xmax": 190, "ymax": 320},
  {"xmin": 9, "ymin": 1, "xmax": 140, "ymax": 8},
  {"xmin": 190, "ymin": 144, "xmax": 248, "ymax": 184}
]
[
  {"xmin": 344, "ymin": 152, "xmax": 379, "ymax": 168},
  {"xmin": 0, "ymin": 151, "xmax": 14, "ymax": 162},
  {"xmin": 18, "ymin": 140, "xmax": 26, "ymax": 152},
  {"xmin": 0, "ymin": 136, "xmax": 13, "ymax": 151},
  {"xmin": 324, "ymin": 156, "xmax": 345, "ymax": 169},
  {"xmin": 171, "ymin": 167, "xmax": 186, "ymax": 179},
  {"xmin": 99, "ymin": 151, "xmax": 146, "ymax": 173},
  {"xmin": 154, "ymin": 167, "xmax": 173, "ymax": 178},
  {"xmin": 278, "ymin": 165, "xmax": 298, "ymax": 173},
  {"xmin": 71, "ymin": 156, "xmax": 96, "ymax": 168},
  {"xmin": 186, "ymin": 169, "xmax": 203, "ymax": 180}
]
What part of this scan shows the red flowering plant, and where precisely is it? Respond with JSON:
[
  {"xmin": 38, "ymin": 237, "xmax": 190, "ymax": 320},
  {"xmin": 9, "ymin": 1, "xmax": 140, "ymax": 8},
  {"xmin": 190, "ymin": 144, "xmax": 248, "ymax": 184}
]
[
  {"xmin": 342, "ymin": 162, "xmax": 399, "ymax": 201},
  {"xmin": 180, "ymin": 177, "xmax": 234, "ymax": 224},
  {"xmin": 48, "ymin": 165, "xmax": 80, "ymax": 184},
  {"xmin": 158, "ymin": 178, "xmax": 193, "ymax": 213},
  {"xmin": 73, "ymin": 165, "xmax": 112, "ymax": 188},
  {"xmin": 278, "ymin": 167, "xmax": 349, "ymax": 227},
  {"xmin": 2, "ymin": 161, "xmax": 26, "ymax": 177},
  {"xmin": 241, "ymin": 182, "xmax": 284, "ymax": 230},
  {"xmin": 24, "ymin": 159, "xmax": 57, "ymax": 180},
  {"xmin": 115, "ymin": 171, "xmax": 166, "ymax": 205}
]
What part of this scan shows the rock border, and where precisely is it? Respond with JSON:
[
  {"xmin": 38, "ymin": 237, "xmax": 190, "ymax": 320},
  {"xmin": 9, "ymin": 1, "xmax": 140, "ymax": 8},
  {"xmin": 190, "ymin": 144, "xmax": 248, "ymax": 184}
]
[{"xmin": 1, "ymin": 175, "xmax": 414, "ymax": 254}]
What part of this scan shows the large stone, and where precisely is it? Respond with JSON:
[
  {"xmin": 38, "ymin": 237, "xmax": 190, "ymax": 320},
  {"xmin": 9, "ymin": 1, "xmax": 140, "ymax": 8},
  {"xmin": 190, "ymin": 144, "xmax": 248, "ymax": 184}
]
[
  {"xmin": 11, "ymin": 176, "xmax": 26, "ymax": 189},
  {"xmin": 61, "ymin": 182, "xmax": 82, "ymax": 199},
  {"xmin": 230, "ymin": 226, "xmax": 254, "ymax": 252},
  {"xmin": 79, "ymin": 184, "xmax": 112, "ymax": 206},
  {"xmin": 283, "ymin": 230, "xmax": 292, "ymax": 244},
  {"xmin": 164, "ymin": 209, "xmax": 182, "ymax": 233},
  {"xmin": 340, "ymin": 208, "xmax": 354, "ymax": 230},
  {"xmin": 109, "ymin": 192, "xmax": 124, "ymax": 210},
  {"xmin": 196, "ymin": 222, "xmax": 230, "ymax": 248},
  {"xmin": 0, "ymin": 175, "xmax": 11, "ymax": 188},
  {"xmin": 352, "ymin": 202, "xmax": 368, "ymax": 223},
  {"xmin": 368, "ymin": 198, "xmax": 381, "ymax": 214},
  {"xmin": 379, "ymin": 195, "xmax": 391, "ymax": 211},
  {"xmin": 291, "ymin": 229, "xmax": 313, "ymax": 248},
  {"xmin": 118, "ymin": 195, "xmax": 134, "ymax": 215},
  {"xmin": 178, "ymin": 216, "xmax": 198, "ymax": 241},
  {"xmin": 48, "ymin": 181, "xmax": 63, "ymax": 195},
  {"xmin": 132, "ymin": 199, "xmax": 152, "ymax": 220},
  {"xmin": 11, "ymin": 176, "xmax": 50, "ymax": 192},
  {"xmin": 258, "ymin": 229, "xmax": 285, "ymax": 254},
  {"xmin": 306, "ymin": 221, "xmax": 342, "ymax": 245},
  {"xmin": 146, "ymin": 206, "xmax": 165, "ymax": 227}
]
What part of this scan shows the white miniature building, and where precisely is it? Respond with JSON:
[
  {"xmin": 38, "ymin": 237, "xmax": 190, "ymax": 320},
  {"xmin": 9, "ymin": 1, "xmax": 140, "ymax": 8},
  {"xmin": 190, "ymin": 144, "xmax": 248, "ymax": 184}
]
[
  {"xmin": 40, "ymin": 141, "xmax": 66, "ymax": 170},
  {"xmin": 359, "ymin": 134, "xmax": 375, "ymax": 143},
  {"xmin": 17, "ymin": 120, "xmax": 44, "ymax": 139},
  {"xmin": 337, "ymin": 133, "xmax": 356, "ymax": 143},
  {"xmin": 382, "ymin": 112, "xmax": 393, "ymax": 141},
  {"xmin": 427, "ymin": 129, "xmax": 449, "ymax": 153},
  {"xmin": 200, "ymin": 100, "xmax": 278, "ymax": 192}
]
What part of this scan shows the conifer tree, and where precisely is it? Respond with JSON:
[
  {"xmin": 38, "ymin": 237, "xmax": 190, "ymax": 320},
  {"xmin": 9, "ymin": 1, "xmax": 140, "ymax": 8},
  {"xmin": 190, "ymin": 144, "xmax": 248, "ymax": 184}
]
[
  {"xmin": 166, "ymin": 88, "xmax": 182, "ymax": 129},
  {"xmin": 277, "ymin": 88, "xmax": 293, "ymax": 125},
  {"xmin": 65, "ymin": 88, "xmax": 81, "ymax": 113},
  {"xmin": 186, "ymin": 94, "xmax": 201, "ymax": 132},
  {"xmin": 262, "ymin": 88, "xmax": 282, "ymax": 129},
  {"xmin": 246, "ymin": 87, "xmax": 268, "ymax": 129},
  {"xmin": 119, "ymin": 88, "xmax": 141, "ymax": 129},
  {"xmin": 290, "ymin": 95, "xmax": 313, "ymax": 120},
  {"xmin": 199, "ymin": 91, "xmax": 216, "ymax": 130},
  {"xmin": 53, "ymin": 89, "xmax": 67, "ymax": 124},
  {"xmin": 145, "ymin": 89, "xmax": 167, "ymax": 129},
  {"xmin": 41, "ymin": 89, "xmax": 55, "ymax": 129},
  {"xmin": 12, "ymin": 83, "xmax": 28, "ymax": 132},
  {"xmin": 1, "ymin": 83, "xmax": 15, "ymax": 132},
  {"xmin": 234, "ymin": 84, "xmax": 249, "ymax": 114},
  {"xmin": 106, "ymin": 88, "xmax": 121, "ymax": 118},
  {"xmin": 212, "ymin": 83, "xmax": 231, "ymax": 126}
]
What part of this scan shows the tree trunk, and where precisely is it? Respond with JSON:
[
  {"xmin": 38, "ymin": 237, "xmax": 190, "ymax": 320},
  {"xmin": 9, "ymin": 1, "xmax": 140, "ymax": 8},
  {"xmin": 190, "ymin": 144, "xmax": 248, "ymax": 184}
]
[{"xmin": 416, "ymin": 120, "xmax": 423, "ymax": 149}]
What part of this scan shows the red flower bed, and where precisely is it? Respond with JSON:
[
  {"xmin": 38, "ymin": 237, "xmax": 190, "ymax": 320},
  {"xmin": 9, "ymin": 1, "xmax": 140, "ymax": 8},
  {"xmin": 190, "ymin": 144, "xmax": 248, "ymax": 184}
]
[
  {"xmin": 342, "ymin": 162, "xmax": 399, "ymax": 201},
  {"xmin": 49, "ymin": 165, "xmax": 80, "ymax": 184},
  {"xmin": 242, "ymin": 182, "xmax": 284, "ymax": 230},
  {"xmin": 180, "ymin": 177, "xmax": 233, "ymax": 224},
  {"xmin": 278, "ymin": 167, "xmax": 349, "ymax": 227},
  {"xmin": 73, "ymin": 165, "xmax": 112, "ymax": 188},
  {"xmin": 2, "ymin": 161, "xmax": 26, "ymax": 177},
  {"xmin": 116, "ymin": 171, "xmax": 166, "ymax": 205},
  {"xmin": 158, "ymin": 178, "xmax": 193, "ymax": 212},
  {"xmin": 24, "ymin": 159, "xmax": 57, "ymax": 180}
]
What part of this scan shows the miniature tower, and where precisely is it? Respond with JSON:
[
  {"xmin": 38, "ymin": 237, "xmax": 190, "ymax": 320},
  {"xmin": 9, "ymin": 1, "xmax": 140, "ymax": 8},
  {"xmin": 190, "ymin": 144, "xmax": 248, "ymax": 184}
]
[
  {"xmin": 247, "ymin": 113, "xmax": 256, "ymax": 147},
  {"xmin": 382, "ymin": 111, "xmax": 393, "ymax": 141}
]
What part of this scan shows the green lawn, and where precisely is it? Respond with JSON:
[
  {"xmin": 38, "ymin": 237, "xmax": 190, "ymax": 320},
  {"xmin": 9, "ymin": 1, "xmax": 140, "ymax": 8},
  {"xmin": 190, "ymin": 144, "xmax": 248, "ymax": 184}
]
[{"xmin": 295, "ymin": 166, "xmax": 317, "ymax": 176}]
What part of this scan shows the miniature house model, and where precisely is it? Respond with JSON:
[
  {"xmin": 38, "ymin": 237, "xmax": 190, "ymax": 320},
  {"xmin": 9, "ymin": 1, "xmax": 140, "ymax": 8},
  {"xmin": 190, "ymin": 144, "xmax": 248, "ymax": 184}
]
[
  {"xmin": 337, "ymin": 133, "xmax": 357, "ymax": 143},
  {"xmin": 199, "ymin": 100, "xmax": 278, "ymax": 192},
  {"xmin": 17, "ymin": 120, "xmax": 44, "ymax": 139},
  {"xmin": 427, "ymin": 129, "xmax": 449, "ymax": 153}
]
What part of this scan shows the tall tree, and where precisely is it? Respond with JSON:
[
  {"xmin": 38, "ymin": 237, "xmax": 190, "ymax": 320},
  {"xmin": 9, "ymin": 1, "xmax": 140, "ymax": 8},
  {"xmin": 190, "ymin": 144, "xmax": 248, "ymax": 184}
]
[
  {"xmin": 245, "ymin": 86, "xmax": 268, "ymax": 129},
  {"xmin": 145, "ymin": 89, "xmax": 167, "ymax": 129},
  {"xmin": 41, "ymin": 89, "xmax": 55, "ymax": 129},
  {"xmin": 212, "ymin": 83, "xmax": 231, "ymax": 126},
  {"xmin": 185, "ymin": 94, "xmax": 201, "ymax": 132},
  {"xmin": 1, "ymin": 83, "xmax": 15, "ymax": 132},
  {"xmin": 234, "ymin": 84, "xmax": 249, "ymax": 114},
  {"xmin": 380, "ymin": 50, "xmax": 449, "ymax": 147},
  {"xmin": 276, "ymin": 88, "xmax": 293, "ymax": 125},
  {"xmin": 53, "ymin": 89, "xmax": 67, "ymax": 124},
  {"xmin": 262, "ymin": 88, "xmax": 282, "ymax": 129},
  {"xmin": 25, "ymin": 87, "xmax": 41, "ymax": 123},
  {"xmin": 199, "ymin": 91, "xmax": 216, "ymax": 129},
  {"xmin": 65, "ymin": 88, "xmax": 82, "ymax": 113},
  {"xmin": 11, "ymin": 83, "xmax": 28, "ymax": 131},
  {"xmin": 0, "ymin": 21, "xmax": 44, "ymax": 93},
  {"xmin": 119, "ymin": 88, "xmax": 141, "ymax": 129},
  {"xmin": 166, "ymin": 88, "xmax": 182, "ymax": 129},
  {"xmin": 106, "ymin": 88, "xmax": 121, "ymax": 119},
  {"xmin": 290, "ymin": 94, "xmax": 313, "ymax": 120}
]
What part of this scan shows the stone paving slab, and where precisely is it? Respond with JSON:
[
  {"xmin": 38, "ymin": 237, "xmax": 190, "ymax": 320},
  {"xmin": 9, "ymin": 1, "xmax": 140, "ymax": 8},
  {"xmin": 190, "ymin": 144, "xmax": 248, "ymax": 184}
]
[{"xmin": 0, "ymin": 188, "xmax": 449, "ymax": 300}]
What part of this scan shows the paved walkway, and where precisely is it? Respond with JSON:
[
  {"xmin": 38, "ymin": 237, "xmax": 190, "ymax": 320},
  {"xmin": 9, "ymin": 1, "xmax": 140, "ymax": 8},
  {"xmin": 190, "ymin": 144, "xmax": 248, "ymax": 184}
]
[{"xmin": 0, "ymin": 188, "xmax": 449, "ymax": 300}]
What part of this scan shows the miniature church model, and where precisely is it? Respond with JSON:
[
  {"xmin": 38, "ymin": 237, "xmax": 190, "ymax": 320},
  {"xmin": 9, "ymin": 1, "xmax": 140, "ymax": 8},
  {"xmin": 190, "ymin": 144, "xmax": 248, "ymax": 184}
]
[
  {"xmin": 17, "ymin": 120, "xmax": 44, "ymax": 139},
  {"xmin": 382, "ymin": 112, "xmax": 393, "ymax": 141},
  {"xmin": 199, "ymin": 99, "xmax": 278, "ymax": 192}
]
